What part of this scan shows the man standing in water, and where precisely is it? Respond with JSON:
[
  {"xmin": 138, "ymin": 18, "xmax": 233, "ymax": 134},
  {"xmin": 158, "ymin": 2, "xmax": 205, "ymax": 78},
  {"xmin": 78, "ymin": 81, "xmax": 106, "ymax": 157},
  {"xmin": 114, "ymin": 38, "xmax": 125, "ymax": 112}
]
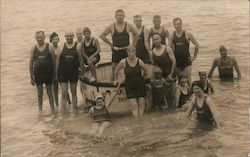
[
  {"xmin": 208, "ymin": 45, "xmax": 241, "ymax": 80},
  {"xmin": 100, "ymin": 9, "xmax": 139, "ymax": 81},
  {"xmin": 56, "ymin": 31, "xmax": 84, "ymax": 112},
  {"xmin": 30, "ymin": 31, "xmax": 55, "ymax": 112},
  {"xmin": 149, "ymin": 15, "xmax": 169, "ymax": 48},
  {"xmin": 133, "ymin": 15, "xmax": 151, "ymax": 63},
  {"xmin": 168, "ymin": 17, "xmax": 199, "ymax": 87}
]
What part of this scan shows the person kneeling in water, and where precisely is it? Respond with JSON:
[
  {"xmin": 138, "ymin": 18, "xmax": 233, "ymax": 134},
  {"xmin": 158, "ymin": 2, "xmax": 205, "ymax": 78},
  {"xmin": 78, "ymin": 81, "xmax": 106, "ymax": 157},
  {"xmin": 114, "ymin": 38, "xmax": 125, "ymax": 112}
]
[
  {"xmin": 89, "ymin": 90, "xmax": 118, "ymax": 136},
  {"xmin": 186, "ymin": 81, "xmax": 220, "ymax": 128}
]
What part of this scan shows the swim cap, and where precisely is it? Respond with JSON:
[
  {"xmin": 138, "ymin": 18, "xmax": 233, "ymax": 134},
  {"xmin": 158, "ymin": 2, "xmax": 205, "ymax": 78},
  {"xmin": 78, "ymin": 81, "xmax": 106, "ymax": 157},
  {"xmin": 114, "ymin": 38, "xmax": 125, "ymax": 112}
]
[{"xmin": 95, "ymin": 94, "xmax": 104, "ymax": 101}]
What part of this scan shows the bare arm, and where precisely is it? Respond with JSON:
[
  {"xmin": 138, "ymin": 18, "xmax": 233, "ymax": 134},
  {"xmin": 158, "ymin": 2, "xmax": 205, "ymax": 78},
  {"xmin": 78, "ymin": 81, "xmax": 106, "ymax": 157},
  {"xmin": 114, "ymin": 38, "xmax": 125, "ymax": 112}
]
[
  {"xmin": 175, "ymin": 87, "xmax": 181, "ymax": 108},
  {"xmin": 208, "ymin": 80, "xmax": 214, "ymax": 93},
  {"xmin": 113, "ymin": 59, "xmax": 125, "ymax": 84},
  {"xmin": 78, "ymin": 41, "xmax": 88, "ymax": 61},
  {"xmin": 186, "ymin": 97, "xmax": 195, "ymax": 117},
  {"xmin": 144, "ymin": 27, "xmax": 151, "ymax": 55},
  {"xmin": 232, "ymin": 58, "xmax": 241, "ymax": 78},
  {"xmin": 106, "ymin": 82, "xmax": 121, "ymax": 108},
  {"xmin": 206, "ymin": 97, "xmax": 220, "ymax": 128},
  {"xmin": 138, "ymin": 59, "xmax": 149, "ymax": 79},
  {"xmin": 208, "ymin": 59, "xmax": 218, "ymax": 78},
  {"xmin": 55, "ymin": 46, "xmax": 63, "ymax": 80},
  {"xmin": 49, "ymin": 45, "xmax": 56, "ymax": 78},
  {"xmin": 164, "ymin": 27, "xmax": 169, "ymax": 39},
  {"xmin": 29, "ymin": 46, "xmax": 35, "ymax": 85},
  {"xmin": 128, "ymin": 23, "xmax": 139, "ymax": 47},
  {"xmin": 77, "ymin": 45, "xmax": 85, "ymax": 76},
  {"xmin": 100, "ymin": 24, "xmax": 113, "ymax": 47},
  {"xmin": 88, "ymin": 107, "xmax": 94, "ymax": 116},
  {"xmin": 166, "ymin": 46, "xmax": 176, "ymax": 78},
  {"xmin": 187, "ymin": 32, "xmax": 199, "ymax": 62},
  {"xmin": 168, "ymin": 32, "xmax": 174, "ymax": 50}
]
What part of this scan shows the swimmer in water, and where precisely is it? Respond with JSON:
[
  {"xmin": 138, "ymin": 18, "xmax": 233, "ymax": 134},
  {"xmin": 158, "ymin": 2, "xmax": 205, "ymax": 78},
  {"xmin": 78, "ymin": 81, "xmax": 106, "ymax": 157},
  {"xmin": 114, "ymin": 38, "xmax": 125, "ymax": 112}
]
[
  {"xmin": 186, "ymin": 81, "xmax": 220, "ymax": 128},
  {"xmin": 89, "ymin": 90, "xmax": 118, "ymax": 136}
]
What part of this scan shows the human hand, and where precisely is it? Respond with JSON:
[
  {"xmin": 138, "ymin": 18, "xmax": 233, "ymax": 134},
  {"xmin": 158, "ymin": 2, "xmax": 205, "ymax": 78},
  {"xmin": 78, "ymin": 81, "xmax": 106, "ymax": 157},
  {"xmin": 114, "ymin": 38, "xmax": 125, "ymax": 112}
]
[
  {"xmin": 31, "ymin": 78, "xmax": 36, "ymax": 86},
  {"xmin": 113, "ymin": 80, "xmax": 118, "ymax": 86}
]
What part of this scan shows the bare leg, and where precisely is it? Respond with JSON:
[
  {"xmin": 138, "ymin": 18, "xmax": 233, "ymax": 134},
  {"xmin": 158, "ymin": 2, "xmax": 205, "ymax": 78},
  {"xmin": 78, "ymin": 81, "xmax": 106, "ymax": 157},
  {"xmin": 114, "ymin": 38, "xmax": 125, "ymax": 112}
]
[
  {"xmin": 90, "ymin": 123, "xmax": 100, "ymax": 135},
  {"xmin": 97, "ymin": 121, "xmax": 112, "ymax": 136},
  {"xmin": 66, "ymin": 90, "xmax": 71, "ymax": 105},
  {"xmin": 36, "ymin": 85, "xmax": 43, "ymax": 111},
  {"xmin": 88, "ymin": 58, "xmax": 97, "ymax": 80},
  {"xmin": 46, "ymin": 84, "xmax": 55, "ymax": 111},
  {"xmin": 70, "ymin": 82, "xmax": 78, "ymax": 111},
  {"xmin": 52, "ymin": 80, "xmax": 59, "ymax": 106},
  {"xmin": 61, "ymin": 82, "xmax": 68, "ymax": 112},
  {"xmin": 184, "ymin": 66, "xmax": 192, "ymax": 88},
  {"xmin": 128, "ymin": 98, "xmax": 139, "ymax": 117},
  {"xmin": 137, "ymin": 97, "xmax": 145, "ymax": 116},
  {"xmin": 111, "ymin": 63, "xmax": 118, "ymax": 82}
]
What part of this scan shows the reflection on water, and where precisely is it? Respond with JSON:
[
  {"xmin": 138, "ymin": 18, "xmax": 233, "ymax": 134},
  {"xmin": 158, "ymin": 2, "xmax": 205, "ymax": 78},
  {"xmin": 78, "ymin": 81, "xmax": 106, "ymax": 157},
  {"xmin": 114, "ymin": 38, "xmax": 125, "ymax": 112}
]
[{"xmin": 1, "ymin": 0, "xmax": 250, "ymax": 157}]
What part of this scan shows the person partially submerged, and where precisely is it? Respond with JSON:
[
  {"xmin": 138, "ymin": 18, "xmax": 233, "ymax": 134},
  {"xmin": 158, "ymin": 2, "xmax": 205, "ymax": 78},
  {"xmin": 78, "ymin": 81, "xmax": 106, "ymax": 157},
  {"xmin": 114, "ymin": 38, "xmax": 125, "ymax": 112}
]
[
  {"xmin": 186, "ymin": 81, "xmax": 220, "ymax": 128},
  {"xmin": 89, "ymin": 90, "xmax": 118, "ymax": 136}
]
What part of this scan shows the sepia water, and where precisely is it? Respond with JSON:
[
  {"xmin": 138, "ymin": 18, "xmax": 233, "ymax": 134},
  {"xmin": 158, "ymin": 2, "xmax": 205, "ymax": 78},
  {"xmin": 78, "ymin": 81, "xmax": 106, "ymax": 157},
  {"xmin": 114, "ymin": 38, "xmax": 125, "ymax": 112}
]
[{"xmin": 1, "ymin": 0, "xmax": 250, "ymax": 157}]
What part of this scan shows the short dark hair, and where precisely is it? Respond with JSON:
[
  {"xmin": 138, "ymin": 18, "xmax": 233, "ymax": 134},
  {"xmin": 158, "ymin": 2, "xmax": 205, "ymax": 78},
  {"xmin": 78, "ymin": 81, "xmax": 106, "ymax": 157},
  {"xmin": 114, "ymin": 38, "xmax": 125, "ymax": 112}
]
[
  {"xmin": 50, "ymin": 32, "xmax": 59, "ymax": 43},
  {"xmin": 152, "ymin": 33, "xmax": 162, "ymax": 39},
  {"xmin": 191, "ymin": 81, "xmax": 203, "ymax": 90},
  {"xmin": 35, "ymin": 31, "xmax": 45, "ymax": 36},
  {"xmin": 115, "ymin": 9, "xmax": 124, "ymax": 15},
  {"xmin": 173, "ymin": 17, "xmax": 182, "ymax": 23},
  {"xmin": 134, "ymin": 15, "xmax": 141, "ymax": 19},
  {"xmin": 219, "ymin": 45, "xmax": 227, "ymax": 52},
  {"xmin": 153, "ymin": 15, "xmax": 161, "ymax": 19},
  {"xmin": 83, "ymin": 27, "xmax": 91, "ymax": 34}
]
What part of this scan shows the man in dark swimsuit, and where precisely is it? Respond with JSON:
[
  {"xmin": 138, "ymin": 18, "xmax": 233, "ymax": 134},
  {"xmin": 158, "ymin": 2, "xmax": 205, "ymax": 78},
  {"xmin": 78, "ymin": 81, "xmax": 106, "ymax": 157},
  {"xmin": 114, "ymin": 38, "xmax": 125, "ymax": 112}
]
[
  {"xmin": 56, "ymin": 31, "xmax": 84, "ymax": 112},
  {"xmin": 133, "ymin": 15, "xmax": 151, "ymax": 63},
  {"xmin": 208, "ymin": 45, "xmax": 241, "ymax": 80},
  {"xmin": 168, "ymin": 17, "xmax": 199, "ymax": 87},
  {"xmin": 100, "ymin": 9, "xmax": 139, "ymax": 81},
  {"xmin": 29, "ymin": 31, "xmax": 55, "ymax": 112},
  {"xmin": 149, "ymin": 15, "xmax": 169, "ymax": 49}
]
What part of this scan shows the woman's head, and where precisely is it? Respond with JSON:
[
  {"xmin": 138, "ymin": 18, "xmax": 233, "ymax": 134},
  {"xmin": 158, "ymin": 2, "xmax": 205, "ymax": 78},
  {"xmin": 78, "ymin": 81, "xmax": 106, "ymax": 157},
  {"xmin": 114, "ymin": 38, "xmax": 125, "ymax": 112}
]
[
  {"xmin": 191, "ymin": 81, "xmax": 204, "ymax": 95},
  {"xmin": 178, "ymin": 74, "xmax": 188, "ymax": 85},
  {"xmin": 50, "ymin": 32, "xmax": 59, "ymax": 47},
  {"xmin": 127, "ymin": 46, "xmax": 136, "ymax": 58},
  {"xmin": 95, "ymin": 94, "xmax": 105, "ymax": 107}
]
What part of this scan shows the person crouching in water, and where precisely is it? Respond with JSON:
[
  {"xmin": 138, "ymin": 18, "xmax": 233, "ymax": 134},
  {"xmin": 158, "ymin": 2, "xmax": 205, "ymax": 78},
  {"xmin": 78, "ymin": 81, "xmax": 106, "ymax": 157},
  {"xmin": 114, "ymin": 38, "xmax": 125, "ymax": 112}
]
[
  {"xmin": 89, "ymin": 90, "xmax": 118, "ymax": 136},
  {"xmin": 186, "ymin": 81, "xmax": 220, "ymax": 128},
  {"xmin": 174, "ymin": 74, "xmax": 190, "ymax": 109},
  {"xmin": 198, "ymin": 71, "xmax": 214, "ymax": 94},
  {"xmin": 150, "ymin": 65, "xmax": 169, "ymax": 112}
]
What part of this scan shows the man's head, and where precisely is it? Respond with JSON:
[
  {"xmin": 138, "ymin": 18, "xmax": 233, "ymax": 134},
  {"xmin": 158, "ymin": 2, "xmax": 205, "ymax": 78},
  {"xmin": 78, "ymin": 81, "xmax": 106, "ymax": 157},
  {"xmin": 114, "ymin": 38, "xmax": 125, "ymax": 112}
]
[
  {"xmin": 75, "ymin": 28, "xmax": 83, "ymax": 42},
  {"xmin": 173, "ymin": 17, "xmax": 182, "ymax": 31},
  {"xmin": 83, "ymin": 27, "xmax": 91, "ymax": 39},
  {"xmin": 152, "ymin": 33, "xmax": 162, "ymax": 47},
  {"xmin": 35, "ymin": 31, "xmax": 45, "ymax": 46},
  {"xmin": 198, "ymin": 71, "xmax": 207, "ymax": 80},
  {"xmin": 127, "ymin": 46, "xmax": 136, "ymax": 58},
  {"xmin": 65, "ymin": 31, "xmax": 74, "ymax": 44},
  {"xmin": 192, "ymin": 81, "xmax": 204, "ymax": 96},
  {"xmin": 219, "ymin": 45, "xmax": 228, "ymax": 58},
  {"xmin": 134, "ymin": 15, "xmax": 142, "ymax": 28},
  {"xmin": 115, "ymin": 9, "xmax": 125, "ymax": 23},
  {"xmin": 153, "ymin": 15, "xmax": 161, "ymax": 28}
]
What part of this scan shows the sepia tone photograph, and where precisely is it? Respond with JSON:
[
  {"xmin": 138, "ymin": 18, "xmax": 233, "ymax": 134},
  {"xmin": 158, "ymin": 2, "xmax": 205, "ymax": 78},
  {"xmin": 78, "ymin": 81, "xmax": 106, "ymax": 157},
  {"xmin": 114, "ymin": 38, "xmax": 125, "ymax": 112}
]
[{"xmin": 1, "ymin": 0, "xmax": 249, "ymax": 156}]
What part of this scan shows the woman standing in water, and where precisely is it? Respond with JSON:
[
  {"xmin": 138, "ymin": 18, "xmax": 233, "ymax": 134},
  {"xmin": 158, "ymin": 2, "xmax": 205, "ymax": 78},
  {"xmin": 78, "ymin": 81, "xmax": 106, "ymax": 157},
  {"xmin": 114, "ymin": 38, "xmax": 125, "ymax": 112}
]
[
  {"xmin": 50, "ymin": 32, "xmax": 71, "ymax": 107},
  {"xmin": 186, "ymin": 81, "xmax": 220, "ymax": 128},
  {"xmin": 114, "ymin": 46, "xmax": 148, "ymax": 116}
]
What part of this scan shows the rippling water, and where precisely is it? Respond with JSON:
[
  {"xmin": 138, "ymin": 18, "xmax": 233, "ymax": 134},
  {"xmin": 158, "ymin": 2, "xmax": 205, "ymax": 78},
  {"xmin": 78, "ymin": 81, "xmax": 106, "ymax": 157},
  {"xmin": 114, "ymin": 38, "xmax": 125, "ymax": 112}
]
[{"xmin": 1, "ymin": 0, "xmax": 250, "ymax": 157}]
